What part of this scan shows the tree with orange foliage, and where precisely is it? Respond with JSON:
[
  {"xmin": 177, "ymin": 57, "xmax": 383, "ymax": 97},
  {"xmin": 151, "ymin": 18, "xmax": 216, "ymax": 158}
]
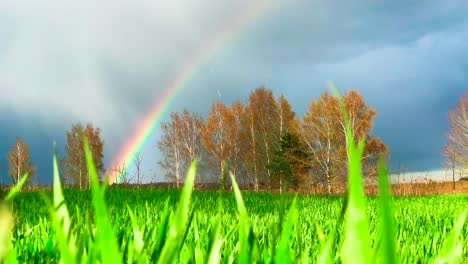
[
  {"xmin": 7, "ymin": 137, "xmax": 36, "ymax": 186},
  {"xmin": 341, "ymin": 91, "xmax": 388, "ymax": 179},
  {"xmin": 443, "ymin": 93, "xmax": 467, "ymax": 190},
  {"xmin": 300, "ymin": 90, "xmax": 388, "ymax": 193},
  {"xmin": 229, "ymin": 101, "xmax": 244, "ymax": 180},
  {"xmin": 84, "ymin": 123, "xmax": 105, "ymax": 175},
  {"xmin": 240, "ymin": 99, "xmax": 260, "ymax": 190},
  {"xmin": 202, "ymin": 101, "xmax": 237, "ymax": 187},
  {"xmin": 277, "ymin": 95, "xmax": 295, "ymax": 137},
  {"xmin": 300, "ymin": 92, "xmax": 339, "ymax": 193},
  {"xmin": 62, "ymin": 122, "xmax": 104, "ymax": 189},
  {"xmin": 240, "ymin": 87, "xmax": 279, "ymax": 190}
]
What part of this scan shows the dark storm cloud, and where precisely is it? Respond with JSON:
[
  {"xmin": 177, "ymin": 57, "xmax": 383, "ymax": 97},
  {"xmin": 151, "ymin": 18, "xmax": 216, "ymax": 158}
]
[
  {"xmin": 181, "ymin": 0, "xmax": 468, "ymax": 172},
  {"xmin": 235, "ymin": 0, "xmax": 468, "ymax": 64}
]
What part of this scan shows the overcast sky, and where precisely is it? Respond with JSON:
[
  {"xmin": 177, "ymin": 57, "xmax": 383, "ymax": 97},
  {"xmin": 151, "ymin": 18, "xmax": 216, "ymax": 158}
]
[{"xmin": 0, "ymin": 0, "xmax": 467, "ymax": 184}]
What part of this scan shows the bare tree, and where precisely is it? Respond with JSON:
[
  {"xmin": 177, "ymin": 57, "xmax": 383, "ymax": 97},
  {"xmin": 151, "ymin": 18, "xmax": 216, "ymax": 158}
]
[
  {"xmin": 178, "ymin": 109, "xmax": 204, "ymax": 172},
  {"xmin": 134, "ymin": 152, "xmax": 143, "ymax": 187},
  {"xmin": 443, "ymin": 93, "xmax": 467, "ymax": 191},
  {"xmin": 113, "ymin": 163, "xmax": 132, "ymax": 185},
  {"xmin": 443, "ymin": 142, "xmax": 461, "ymax": 191},
  {"xmin": 158, "ymin": 110, "xmax": 203, "ymax": 187},
  {"xmin": 158, "ymin": 113, "xmax": 182, "ymax": 187}
]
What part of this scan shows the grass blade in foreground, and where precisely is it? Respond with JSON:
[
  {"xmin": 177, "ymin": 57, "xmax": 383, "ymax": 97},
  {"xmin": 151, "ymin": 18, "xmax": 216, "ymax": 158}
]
[
  {"xmin": 229, "ymin": 171, "xmax": 253, "ymax": 263},
  {"xmin": 330, "ymin": 84, "xmax": 372, "ymax": 264},
  {"xmin": 273, "ymin": 197, "xmax": 297, "ymax": 264},
  {"xmin": 0, "ymin": 169, "xmax": 29, "ymax": 263},
  {"xmin": 4, "ymin": 173, "xmax": 28, "ymax": 202},
  {"xmin": 377, "ymin": 156, "xmax": 398, "ymax": 264},
  {"xmin": 48, "ymin": 144, "xmax": 76, "ymax": 264},
  {"xmin": 0, "ymin": 205, "xmax": 15, "ymax": 263},
  {"xmin": 84, "ymin": 138, "xmax": 122, "ymax": 263},
  {"xmin": 158, "ymin": 160, "xmax": 197, "ymax": 264}
]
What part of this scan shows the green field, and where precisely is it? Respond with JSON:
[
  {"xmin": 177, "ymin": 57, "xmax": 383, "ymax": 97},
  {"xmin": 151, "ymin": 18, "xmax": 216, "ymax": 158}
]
[{"xmin": 2, "ymin": 188, "xmax": 468, "ymax": 263}]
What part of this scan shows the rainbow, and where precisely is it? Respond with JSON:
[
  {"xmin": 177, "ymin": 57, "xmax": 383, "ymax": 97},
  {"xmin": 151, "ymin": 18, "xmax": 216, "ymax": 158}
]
[{"xmin": 108, "ymin": 1, "xmax": 273, "ymax": 183}]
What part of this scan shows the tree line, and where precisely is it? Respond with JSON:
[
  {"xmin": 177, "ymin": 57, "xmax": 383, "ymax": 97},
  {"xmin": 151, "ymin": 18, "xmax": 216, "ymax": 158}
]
[
  {"xmin": 157, "ymin": 87, "xmax": 388, "ymax": 193},
  {"xmin": 2, "ymin": 123, "xmax": 105, "ymax": 190},
  {"xmin": 3, "ymin": 88, "xmax": 466, "ymax": 193}
]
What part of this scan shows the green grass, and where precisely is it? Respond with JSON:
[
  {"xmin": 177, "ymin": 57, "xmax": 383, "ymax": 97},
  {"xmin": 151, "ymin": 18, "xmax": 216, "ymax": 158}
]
[
  {"xmin": 1, "ymin": 89, "xmax": 467, "ymax": 263},
  {"xmin": 2, "ymin": 186, "xmax": 468, "ymax": 263}
]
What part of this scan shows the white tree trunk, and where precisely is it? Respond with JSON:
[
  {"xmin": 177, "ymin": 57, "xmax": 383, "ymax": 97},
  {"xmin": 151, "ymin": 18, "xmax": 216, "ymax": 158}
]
[{"xmin": 16, "ymin": 144, "xmax": 21, "ymax": 184}]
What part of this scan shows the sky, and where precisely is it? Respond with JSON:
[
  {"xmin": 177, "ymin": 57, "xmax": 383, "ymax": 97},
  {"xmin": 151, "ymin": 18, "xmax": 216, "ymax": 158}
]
[{"xmin": 0, "ymin": 0, "xmax": 467, "ymax": 184}]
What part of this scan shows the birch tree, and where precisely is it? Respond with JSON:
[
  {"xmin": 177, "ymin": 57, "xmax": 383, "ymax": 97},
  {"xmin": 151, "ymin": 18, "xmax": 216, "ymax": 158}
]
[
  {"xmin": 178, "ymin": 109, "xmax": 204, "ymax": 179},
  {"xmin": 229, "ymin": 101, "xmax": 244, "ymax": 181},
  {"xmin": 443, "ymin": 93, "xmax": 468, "ymax": 189},
  {"xmin": 158, "ymin": 113, "xmax": 182, "ymax": 187},
  {"xmin": 7, "ymin": 137, "xmax": 36, "ymax": 186},
  {"xmin": 247, "ymin": 88, "xmax": 279, "ymax": 189},
  {"xmin": 445, "ymin": 93, "xmax": 468, "ymax": 167},
  {"xmin": 158, "ymin": 110, "xmax": 203, "ymax": 186},
  {"xmin": 201, "ymin": 101, "xmax": 236, "ymax": 185},
  {"xmin": 240, "ymin": 101, "xmax": 260, "ymax": 190},
  {"xmin": 63, "ymin": 122, "xmax": 104, "ymax": 189},
  {"xmin": 300, "ymin": 91, "xmax": 387, "ymax": 193}
]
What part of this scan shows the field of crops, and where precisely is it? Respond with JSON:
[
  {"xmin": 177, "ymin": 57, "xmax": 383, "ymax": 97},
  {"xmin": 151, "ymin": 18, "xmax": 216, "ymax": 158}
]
[{"xmin": 2, "ymin": 186, "xmax": 468, "ymax": 263}]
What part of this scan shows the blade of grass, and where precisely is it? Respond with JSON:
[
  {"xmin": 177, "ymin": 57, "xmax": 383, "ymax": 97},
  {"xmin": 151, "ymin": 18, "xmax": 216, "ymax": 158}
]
[
  {"xmin": 377, "ymin": 156, "xmax": 398, "ymax": 264},
  {"xmin": 0, "ymin": 205, "xmax": 15, "ymax": 263},
  {"xmin": 229, "ymin": 171, "xmax": 251, "ymax": 263},
  {"xmin": 46, "ymin": 143, "xmax": 77, "ymax": 264},
  {"xmin": 83, "ymin": 138, "xmax": 121, "ymax": 263},
  {"xmin": 52, "ymin": 143, "xmax": 72, "ymax": 242},
  {"xmin": 5, "ymin": 173, "xmax": 29, "ymax": 202},
  {"xmin": 1, "ymin": 164, "xmax": 30, "ymax": 262},
  {"xmin": 207, "ymin": 217, "xmax": 223, "ymax": 264},
  {"xmin": 329, "ymin": 83, "xmax": 372, "ymax": 264},
  {"xmin": 273, "ymin": 197, "xmax": 297, "ymax": 264},
  {"xmin": 316, "ymin": 224, "xmax": 333, "ymax": 264},
  {"xmin": 157, "ymin": 160, "xmax": 197, "ymax": 263},
  {"xmin": 434, "ymin": 209, "xmax": 467, "ymax": 264},
  {"xmin": 152, "ymin": 198, "xmax": 170, "ymax": 261},
  {"xmin": 127, "ymin": 205, "xmax": 144, "ymax": 254}
]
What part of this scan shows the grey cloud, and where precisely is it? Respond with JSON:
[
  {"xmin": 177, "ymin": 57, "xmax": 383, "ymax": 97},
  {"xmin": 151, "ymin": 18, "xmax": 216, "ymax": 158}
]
[
  {"xmin": 234, "ymin": 0, "xmax": 468, "ymax": 65},
  {"xmin": 0, "ymin": 0, "xmax": 258, "ymax": 132}
]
